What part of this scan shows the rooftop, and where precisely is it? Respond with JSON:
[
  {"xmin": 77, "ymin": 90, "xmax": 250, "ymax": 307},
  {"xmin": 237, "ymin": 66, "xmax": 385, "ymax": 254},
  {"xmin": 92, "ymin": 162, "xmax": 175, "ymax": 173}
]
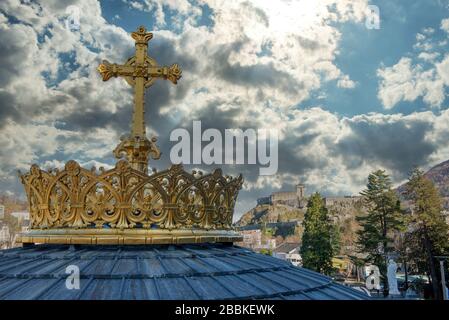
[
  {"xmin": 0, "ymin": 243, "xmax": 367, "ymax": 300},
  {"xmin": 273, "ymin": 242, "xmax": 301, "ymax": 254}
]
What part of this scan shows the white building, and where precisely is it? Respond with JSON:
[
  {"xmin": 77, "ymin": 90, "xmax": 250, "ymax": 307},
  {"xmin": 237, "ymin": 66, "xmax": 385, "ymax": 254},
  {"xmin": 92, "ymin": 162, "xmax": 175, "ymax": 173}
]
[
  {"xmin": 237, "ymin": 229, "xmax": 262, "ymax": 249},
  {"xmin": 21, "ymin": 221, "xmax": 30, "ymax": 233},
  {"xmin": 0, "ymin": 205, "xmax": 4, "ymax": 219},
  {"xmin": 273, "ymin": 242, "xmax": 302, "ymax": 267},
  {"xmin": 0, "ymin": 225, "xmax": 11, "ymax": 243},
  {"xmin": 263, "ymin": 238, "xmax": 277, "ymax": 250},
  {"xmin": 11, "ymin": 211, "xmax": 29, "ymax": 220},
  {"xmin": 237, "ymin": 229, "xmax": 277, "ymax": 252}
]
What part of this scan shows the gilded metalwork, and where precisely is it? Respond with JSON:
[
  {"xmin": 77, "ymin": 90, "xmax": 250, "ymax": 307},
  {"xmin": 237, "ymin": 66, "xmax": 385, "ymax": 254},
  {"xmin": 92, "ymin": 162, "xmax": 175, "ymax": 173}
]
[
  {"xmin": 17, "ymin": 229, "xmax": 242, "ymax": 245},
  {"xmin": 19, "ymin": 160, "xmax": 243, "ymax": 244},
  {"xmin": 19, "ymin": 26, "xmax": 243, "ymax": 245},
  {"xmin": 97, "ymin": 26, "xmax": 182, "ymax": 173}
]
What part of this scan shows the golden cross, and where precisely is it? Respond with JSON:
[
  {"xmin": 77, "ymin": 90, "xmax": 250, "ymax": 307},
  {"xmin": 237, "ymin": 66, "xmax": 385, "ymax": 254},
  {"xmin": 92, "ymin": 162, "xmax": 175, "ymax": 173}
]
[{"xmin": 97, "ymin": 26, "xmax": 182, "ymax": 173}]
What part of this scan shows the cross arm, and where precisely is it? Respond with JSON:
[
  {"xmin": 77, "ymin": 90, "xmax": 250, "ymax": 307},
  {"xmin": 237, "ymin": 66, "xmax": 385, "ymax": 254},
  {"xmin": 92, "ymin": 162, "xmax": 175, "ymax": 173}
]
[
  {"xmin": 97, "ymin": 60, "xmax": 134, "ymax": 81},
  {"xmin": 148, "ymin": 64, "xmax": 182, "ymax": 84},
  {"xmin": 97, "ymin": 60, "xmax": 182, "ymax": 84}
]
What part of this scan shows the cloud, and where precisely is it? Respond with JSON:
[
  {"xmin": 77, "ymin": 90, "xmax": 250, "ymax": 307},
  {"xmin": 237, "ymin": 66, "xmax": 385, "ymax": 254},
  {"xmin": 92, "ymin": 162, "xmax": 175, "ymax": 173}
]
[
  {"xmin": 377, "ymin": 57, "xmax": 445, "ymax": 109},
  {"xmin": 377, "ymin": 17, "xmax": 449, "ymax": 109},
  {"xmin": 441, "ymin": 18, "xmax": 449, "ymax": 34},
  {"xmin": 241, "ymin": 108, "xmax": 446, "ymax": 198},
  {"xmin": 337, "ymin": 75, "xmax": 356, "ymax": 89},
  {"xmin": 3, "ymin": 0, "xmax": 449, "ymax": 220},
  {"xmin": 335, "ymin": 112, "xmax": 436, "ymax": 176}
]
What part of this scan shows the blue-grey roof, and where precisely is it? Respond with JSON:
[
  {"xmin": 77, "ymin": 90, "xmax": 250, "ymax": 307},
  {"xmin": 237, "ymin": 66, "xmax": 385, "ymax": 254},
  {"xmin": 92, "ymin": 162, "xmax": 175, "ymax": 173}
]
[{"xmin": 0, "ymin": 243, "xmax": 368, "ymax": 300}]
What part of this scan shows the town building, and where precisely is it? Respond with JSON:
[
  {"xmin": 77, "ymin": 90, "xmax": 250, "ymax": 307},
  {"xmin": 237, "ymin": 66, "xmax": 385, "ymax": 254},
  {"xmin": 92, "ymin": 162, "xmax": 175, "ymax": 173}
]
[
  {"xmin": 238, "ymin": 229, "xmax": 262, "ymax": 249},
  {"xmin": 20, "ymin": 218, "xmax": 30, "ymax": 233},
  {"xmin": 236, "ymin": 229, "xmax": 277, "ymax": 251},
  {"xmin": 273, "ymin": 242, "xmax": 302, "ymax": 267},
  {"xmin": 256, "ymin": 185, "xmax": 363, "ymax": 214},
  {"xmin": 10, "ymin": 211, "xmax": 29, "ymax": 220},
  {"xmin": 0, "ymin": 225, "xmax": 10, "ymax": 242},
  {"xmin": 0, "ymin": 225, "xmax": 11, "ymax": 248}
]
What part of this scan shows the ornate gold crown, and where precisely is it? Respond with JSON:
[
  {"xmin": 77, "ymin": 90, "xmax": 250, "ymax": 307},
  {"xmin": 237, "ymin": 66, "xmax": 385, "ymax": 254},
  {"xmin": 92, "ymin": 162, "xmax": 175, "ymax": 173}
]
[
  {"xmin": 17, "ymin": 26, "xmax": 244, "ymax": 245},
  {"xmin": 18, "ymin": 160, "xmax": 243, "ymax": 245}
]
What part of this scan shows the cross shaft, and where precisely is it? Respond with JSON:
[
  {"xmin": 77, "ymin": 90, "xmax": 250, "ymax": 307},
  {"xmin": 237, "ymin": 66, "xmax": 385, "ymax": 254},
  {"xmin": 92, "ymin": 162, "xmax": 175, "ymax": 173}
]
[{"xmin": 97, "ymin": 26, "xmax": 182, "ymax": 173}]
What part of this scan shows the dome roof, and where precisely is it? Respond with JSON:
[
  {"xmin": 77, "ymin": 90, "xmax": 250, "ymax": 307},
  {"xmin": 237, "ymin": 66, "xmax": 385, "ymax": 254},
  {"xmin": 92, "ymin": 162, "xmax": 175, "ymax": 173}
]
[{"xmin": 0, "ymin": 243, "xmax": 368, "ymax": 300}]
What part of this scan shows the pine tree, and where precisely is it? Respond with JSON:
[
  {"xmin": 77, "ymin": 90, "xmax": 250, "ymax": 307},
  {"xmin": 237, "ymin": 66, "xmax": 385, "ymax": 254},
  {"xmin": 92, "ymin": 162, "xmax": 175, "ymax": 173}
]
[
  {"xmin": 356, "ymin": 170, "xmax": 403, "ymax": 294},
  {"xmin": 300, "ymin": 193, "xmax": 337, "ymax": 275},
  {"xmin": 331, "ymin": 224, "xmax": 342, "ymax": 256},
  {"xmin": 404, "ymin": 168, "xmax": 449, "ymax": 300}
]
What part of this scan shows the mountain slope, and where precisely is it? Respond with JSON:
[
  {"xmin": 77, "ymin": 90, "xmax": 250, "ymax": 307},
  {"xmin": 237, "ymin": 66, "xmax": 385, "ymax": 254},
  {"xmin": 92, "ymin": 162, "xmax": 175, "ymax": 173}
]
[
  {"xmin": 236, "ymin": 204, "xmax": 304, "ymax": 227},
  {"xmin": 397, "ymin": 159, "xmax": 449, "ymax": 209}
]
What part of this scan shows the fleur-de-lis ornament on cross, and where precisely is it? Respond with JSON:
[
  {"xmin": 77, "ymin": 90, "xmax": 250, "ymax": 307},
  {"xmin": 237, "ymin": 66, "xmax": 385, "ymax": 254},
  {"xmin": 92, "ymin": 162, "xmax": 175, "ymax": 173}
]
[{"xmin": 97, "ymin": 26, "xmax": 182, "ymax": 173}]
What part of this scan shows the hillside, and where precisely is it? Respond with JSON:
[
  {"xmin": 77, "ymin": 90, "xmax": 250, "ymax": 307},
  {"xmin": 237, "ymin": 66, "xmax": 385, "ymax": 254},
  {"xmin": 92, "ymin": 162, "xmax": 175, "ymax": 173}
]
[
  {"xmin": 235, "ymin": 203, "xmax": 304, "ymax": 227},
  {"xmin": 236, "ymin": 198, "xmax": 364, "ymax": 255},
  {"xmin": 397, "ymin": 159, "xmax": 449, "ymax": 209},
  {"xmin": 236, "ymin": 158, "xmax": 449, "ymax": 254}
]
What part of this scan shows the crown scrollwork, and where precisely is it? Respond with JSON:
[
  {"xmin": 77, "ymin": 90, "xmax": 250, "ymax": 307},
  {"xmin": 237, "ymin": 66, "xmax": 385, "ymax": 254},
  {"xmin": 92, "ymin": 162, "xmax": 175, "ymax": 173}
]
[{"xmin": 20, "ymin": 160, "xmax": 243, "ymax": 231}]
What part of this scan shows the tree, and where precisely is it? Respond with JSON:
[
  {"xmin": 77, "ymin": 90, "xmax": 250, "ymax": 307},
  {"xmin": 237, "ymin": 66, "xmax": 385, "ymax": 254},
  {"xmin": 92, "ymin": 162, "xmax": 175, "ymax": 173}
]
[
  {"xmin": 331, "ymin": 224, "xmax": 342, "ymax": 256},
  {"xmin": 356, "ymin": 170, "xmax": 403, "ymax": 295},
  {"xmin": 300, "ymin": 193, "xmax": 338, "ymax": 275},
  {"xmin": 404, "ymin": 168, "xmax": 449, "ymax": 300}
]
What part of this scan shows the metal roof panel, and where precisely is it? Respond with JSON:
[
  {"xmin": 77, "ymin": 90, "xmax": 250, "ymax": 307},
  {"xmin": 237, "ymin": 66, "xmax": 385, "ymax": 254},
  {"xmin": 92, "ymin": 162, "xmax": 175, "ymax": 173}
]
[{"xmin": 0, "ymin": 244, "xmax": 369, "ymax": 300}]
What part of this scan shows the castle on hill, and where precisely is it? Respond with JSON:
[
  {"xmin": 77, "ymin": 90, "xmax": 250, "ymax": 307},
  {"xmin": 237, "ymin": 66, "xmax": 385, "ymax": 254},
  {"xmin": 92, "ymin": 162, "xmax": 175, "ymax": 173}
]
[
  {"xmin": 257, "ymin": 184, "xmax": 306, "ymax": 207},
  {"xmin": 256, "ymin": 184, "xmax": 362, "ymax": 210}
]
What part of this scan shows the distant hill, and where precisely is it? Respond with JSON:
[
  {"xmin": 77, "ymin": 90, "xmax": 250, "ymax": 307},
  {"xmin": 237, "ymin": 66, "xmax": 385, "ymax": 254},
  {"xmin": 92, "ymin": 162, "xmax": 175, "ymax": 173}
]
[
  {"xmin": 236, "ymin": 203, "xmax": 304, "ymax": 227},
  {"xmin": 397, "ymin": 159, "xmax": 449, "ymax": 209},
  {"xmin": 235, "ymin": 197, "xmax": 364, "ymax": 255},
  {"xmin": 423, "ymin": 160, "xmax": 449, "ymax": 197},
  {"xmin": 237, "ymin": 159, "xmax": 449, "ymax": 253}
]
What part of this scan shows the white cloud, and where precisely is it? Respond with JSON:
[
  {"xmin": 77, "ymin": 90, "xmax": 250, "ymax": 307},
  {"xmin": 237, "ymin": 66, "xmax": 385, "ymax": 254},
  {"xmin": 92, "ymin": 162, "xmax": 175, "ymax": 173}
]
[
  {"xmin": 441, "ymin": 18, "xmax": 449, "ymax": 33},
  {"xmin": 337, "ymin": 75, "xmax": 357, "ymax": 89},
  {"xmin": 418, "ymin": 51, "xmax": 440, "ymax": 62},
  {"xmin": 3, "ymin": 0, "xmax": 448, "ymax": 216},
  {"xmin": 378, "ymin": 57, "xmax": 445, "ymax": 109},
  {"xmin": 377, "ymin": 18, "xmax": 449, "ymax": 109},
  {"xmin": 436, "ymin": 54, "xmax": 449, "ymax": 85}
]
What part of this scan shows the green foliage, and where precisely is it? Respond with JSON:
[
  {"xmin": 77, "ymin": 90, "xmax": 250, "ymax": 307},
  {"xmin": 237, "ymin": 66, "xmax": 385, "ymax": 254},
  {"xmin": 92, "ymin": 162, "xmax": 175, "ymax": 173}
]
[
  {"xmin": 262, "ymin": 226, "xmax": 274, "ymax": 237},
  {"xmin": 277, "ymin": 209, "xmax": 304, "ymax": 222},
  {"xmin": 331, "ymin": 225, "xmax": 342, "ymax": 255},
  {"xmin": 403, "ymin": 168, "xmax": 449, "ymax": 299},
  {"xmin": 356, "ymin": 170, "xmax": 404, "ymax": 287},
  {"xmin": 405, "ymin": 169, "xmax": 448, "ymax": 252},
  {"xmin": 300, "ymin": 193, "xmax": 338, "ymax": 275},
  {"xmin": 273, "ymin": 224, "xmax": 296, "ymax": 238},
  {"xmin": 259, "ymin": 248, "xmax": 272, "ymax": 256}
]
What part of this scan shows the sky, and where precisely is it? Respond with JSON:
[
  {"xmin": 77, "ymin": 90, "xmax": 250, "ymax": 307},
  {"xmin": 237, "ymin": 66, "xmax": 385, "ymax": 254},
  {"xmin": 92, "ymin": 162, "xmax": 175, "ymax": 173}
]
[{"xmin": 1, "ymin": 0, "xmax": 449, "ymax": 219}]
